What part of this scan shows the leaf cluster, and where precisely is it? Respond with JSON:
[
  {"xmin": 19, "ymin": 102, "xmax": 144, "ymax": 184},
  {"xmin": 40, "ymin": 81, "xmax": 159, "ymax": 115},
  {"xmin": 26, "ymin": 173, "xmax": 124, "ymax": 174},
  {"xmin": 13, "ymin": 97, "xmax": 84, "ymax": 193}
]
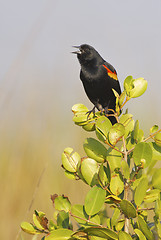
[{"xmin": 21, "ymin": 76, "xmax": 161, "ymax": 239}]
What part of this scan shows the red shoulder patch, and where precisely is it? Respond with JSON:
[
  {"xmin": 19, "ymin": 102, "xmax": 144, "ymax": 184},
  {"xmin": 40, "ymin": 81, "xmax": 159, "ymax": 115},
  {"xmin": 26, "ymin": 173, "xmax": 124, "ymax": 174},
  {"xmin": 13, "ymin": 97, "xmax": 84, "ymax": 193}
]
[{"xmin": 103, "ymin": 64, "xmax": 118, "ymax": 80}]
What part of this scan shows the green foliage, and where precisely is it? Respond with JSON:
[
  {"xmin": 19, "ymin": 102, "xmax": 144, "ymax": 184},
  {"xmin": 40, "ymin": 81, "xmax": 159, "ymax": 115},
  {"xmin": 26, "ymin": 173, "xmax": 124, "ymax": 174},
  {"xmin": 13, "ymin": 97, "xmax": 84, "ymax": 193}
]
[
  {"xmin": 120, "ymin": 200, "xmax": 136, "ymax": 218},
  {"xmin": 21, "ymin": 76, "xmax": 161, "ymax": 239},
  {"xmin": 84, "ymin": 186, "xmax": 106, "ymax": 215}
]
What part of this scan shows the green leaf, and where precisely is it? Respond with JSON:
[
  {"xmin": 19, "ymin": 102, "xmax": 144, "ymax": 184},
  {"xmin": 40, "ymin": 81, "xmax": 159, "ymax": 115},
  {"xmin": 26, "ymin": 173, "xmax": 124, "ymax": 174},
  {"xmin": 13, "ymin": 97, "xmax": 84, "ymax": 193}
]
[
  {"xmin": 54, "ymin": 196, "xmax": 71, "ymax": 212},
  {"xmin": 150, "ymin": 125, "xmax": 159, "ymax": 134},
  {"xmin": 119, "ymin": 91, "xmax": 126, "ymax": 106},
  {"xmin": 46, "ymin": 229, "xmax": 73, "ymax": 240},
  {"xmin": 88, "ymin": 214, "xmax": 101, "ymax": 226},
  {"xmin": 119, "ymin": 113, "xmax": 134, "ymax": 138},
  {"xmin": 112, "ymin": 88, "xmax": 120, "ymax": 98},
  {"xmin": 95, "ymin": 116, "xmax": 112, "ymax": 142},
  {"xmin": 134, "ymin": 229, "xmax": 146, "ymax": 240},
  {"xmin": 76, "ymin": 161, "xmax": 87, "ymax": 183},
  {"xmin": 21, "ymin": 222, "xmax": 38, "ymax": 234},
  {"xmin": 110, "ymin": 174, "xmax": 124, "ymax": 196},
  {"xmin": 131, "ymin": 175, "xmax": 146, "ymax": 191},
  {"xmin": 82, "ymin": 121, "xmax": 96, "ymax": 131},
  {"xmin": 64, "ymin": 170, "xmax": 76, "ymax": 180},
  {"xmin": 72, "ymin": 103, "xmax": 89, "ymax": 113},
  {"xmin": 137, "ymin": 129, "xmax": 144, "ymax": 142},
  {"xmin": 49, "ymin": 220, "xmax": 56, "ymax": 231},
  {"xmin": 155, "ymin": 200, "xmax": 161, "ymax": 218},
  {"xmin": 81, "ymin": 158, "xmax": 99, "ymax": 186},
  {"xmin": 71, "ymin": 204, "xmax": 88, "ymax": 225},
  {"xmin": 62, "ymin": 147, "xmax": 80, "ymax": 172},
  {"xmin": 154, "ymin": 132, "xmax": 161, "ymax": 147},
  {"xmin": 71, "ymin": 204, "xmax": 101, "ymax": 226},
  {"xmin": 57, "ymin": 211, "xmax": 69, "ymax": 228},
  {"xmin": 149, "ymin": 142, "xmax": 161, "ymax": 161},
  {"xmin": 133, "ymin": 142, "xmax": 153, "ymax": 168},
  {"xmin": 90, "ymin": 237, "xmax": 105, "ymax": 240},
  {"xmin": 83, "ymin": 138, "xmax": 107, "ymax": 163},
  {"xmin": 121, "ymin": 160, "xmax": 130, "ymax": 179},
  {"xmin": 124, "ymin": 76, "xmax": 133, "ymax": 96},
  {"xmin": 98, "ymin": 164, "xmax": 110, "ymax": 186},
  {"xmin": 85, "ymin": 186, "xmax": 106, "ymax": 216},
  {"xmin": 77, "ymin": 227, "xmax": 118, "ymax": 239},
  {"xmin": 129, "ymin": 78, "xmax": 147, "ymax": 98},
  {"xmin": 138, "ymin": 215, "xmax": 154, "ymax": 240},
  {"xmin": 120, "ymin": 200, "xmax": 136, "ymax": 218},
  {"xmin": 33, "ymin": 211, "xmax": 48, "ymax": 230},
  {"xmin": 132, "ymin": 120, "xmax": 139, "ymax": 141},
  {"xmin": 156, "ymin": 222, "xmax": 161, "ymax": 238},
  {"xmin": 152, "ymin": 168, "xmax": 161, "ymax": 190},
  {"xmin": 106, "ymin": 195, "xmax": 122, "ymax": 204},
  {"xmin": 106, "ymin": 148, "xmax": 122, "ymax": 172},
  {"xmin": 109, "ymin": 123, "xmax": 125, "ymax": 145},
  {"xmin": 72, "ymin": 111, "xmax": 89, "ymax": 125},
  {"xmin": 118, "ymin": 231, "xmax": 132, "ymax": 240},
  {"xmin": 144, "ymin": 189, "xmax": 160, "ymax": 203},
  {"xmin": 115, "ymin": 219, "xmax": 125, "ymax": 232},
  {"xmin": 134, "ymin": 176, "xmax": 148, "ymax": 206},
  {"xmin": 131, "ymin": 120, "xmax": 144, "ymax": 143},
  {"xmin": 111, "ymin": 208, "xmax": 120, "ymax": 227}
]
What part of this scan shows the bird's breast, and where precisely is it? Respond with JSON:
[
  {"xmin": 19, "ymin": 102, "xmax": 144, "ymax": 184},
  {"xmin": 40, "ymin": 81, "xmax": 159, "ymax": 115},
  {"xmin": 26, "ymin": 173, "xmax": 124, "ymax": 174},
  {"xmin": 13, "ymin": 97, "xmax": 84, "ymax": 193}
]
[{"xmin": 80, "ymin": 66, "xmax": 105, "ymax": 83}]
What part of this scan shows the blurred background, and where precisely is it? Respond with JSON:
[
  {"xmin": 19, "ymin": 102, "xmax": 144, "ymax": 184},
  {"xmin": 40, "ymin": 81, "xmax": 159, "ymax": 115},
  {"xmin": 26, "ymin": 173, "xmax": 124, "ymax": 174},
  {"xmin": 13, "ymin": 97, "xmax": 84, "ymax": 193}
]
[{"xmin": 1, "ymin": 0, "xmax": 161, "ymax": 239}]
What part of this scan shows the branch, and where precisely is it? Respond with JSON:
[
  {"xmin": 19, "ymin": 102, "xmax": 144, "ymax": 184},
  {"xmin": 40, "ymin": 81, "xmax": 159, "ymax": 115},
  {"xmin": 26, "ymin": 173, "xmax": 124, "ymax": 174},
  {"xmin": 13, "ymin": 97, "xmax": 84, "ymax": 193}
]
[
  {"xmin": 122, "ymin": 135, "xmax": 130, "ymax": 233},
  {"xmin": 143, "ymin": 129, "xmax": 161, "ymax": 142},
  {"xmin": 70, "ymin": 212, "xmax": 103, "ymax": 227},
  {"xmin": 130, "ymin": 165, "xmax": 143, "ymax": 184},
  {"xmin": 137, "ymin": 207, "xmax": 154, "ymax": 212},
  {"xmin": 105, "ymin": 140, "xmax": 124, "ymax": 154},
  {"xmin": 120, "ymin": 96, "xmax": 129, "ymax": 110},
  {"xmin": 127, "ymin": 129, "xmax": 161, "ymax": 155}
]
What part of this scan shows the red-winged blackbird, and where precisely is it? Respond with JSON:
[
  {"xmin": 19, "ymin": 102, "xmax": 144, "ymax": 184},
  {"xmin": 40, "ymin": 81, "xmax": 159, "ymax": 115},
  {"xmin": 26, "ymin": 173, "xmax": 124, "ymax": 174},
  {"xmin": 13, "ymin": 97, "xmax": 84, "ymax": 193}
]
[{"xmin": 72, "ymin": 44, "xmax": 121, "ymax": 124}]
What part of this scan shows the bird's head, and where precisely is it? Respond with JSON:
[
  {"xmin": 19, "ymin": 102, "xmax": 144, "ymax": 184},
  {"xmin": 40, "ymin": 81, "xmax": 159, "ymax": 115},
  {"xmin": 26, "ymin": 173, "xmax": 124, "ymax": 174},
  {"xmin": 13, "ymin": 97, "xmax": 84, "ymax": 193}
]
[{"xmin": 72, "ymin": 44, "xmax": 102, "ymax": 66}]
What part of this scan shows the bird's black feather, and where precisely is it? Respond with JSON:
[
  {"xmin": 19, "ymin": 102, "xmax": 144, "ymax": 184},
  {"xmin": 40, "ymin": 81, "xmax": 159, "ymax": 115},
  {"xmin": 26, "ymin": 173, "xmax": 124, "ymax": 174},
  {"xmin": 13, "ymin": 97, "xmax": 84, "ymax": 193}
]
[{"xmin": 73, "ymin": 44, "xmax": 121, "ymax": 124}]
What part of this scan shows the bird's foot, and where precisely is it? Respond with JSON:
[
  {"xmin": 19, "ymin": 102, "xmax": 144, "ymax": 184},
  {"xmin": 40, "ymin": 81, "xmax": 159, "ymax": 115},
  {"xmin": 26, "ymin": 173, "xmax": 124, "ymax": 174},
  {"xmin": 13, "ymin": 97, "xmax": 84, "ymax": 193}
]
[
  {"xmin": 103, "ymin": 106, "xmax": 109, "ymax": 115},
  {"xmin": 104, "ymin": 107, "xmax": 115, "ymax": 115},
  {"xmin": 104, "ymin": 107, "xmax": 117, "ymax": 124},
  {"xmin": 86, "ymin": 106, "xmax": 96, "ymax": 120}
]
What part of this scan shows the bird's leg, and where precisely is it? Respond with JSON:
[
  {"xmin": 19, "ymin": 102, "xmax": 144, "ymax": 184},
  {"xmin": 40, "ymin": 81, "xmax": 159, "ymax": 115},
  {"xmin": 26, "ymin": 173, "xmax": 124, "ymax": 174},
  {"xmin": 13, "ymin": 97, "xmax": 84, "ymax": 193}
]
[
  {"xmin": 104, "ymin": 106, "xmax": 110, "ymax": 115},
  {"xmin": 104, "ymin": 106, "xmax": 117, "ymax": 124},
  {"xmin": 86, "ymin": 106, "xmax": 96, "ymax": 120}
]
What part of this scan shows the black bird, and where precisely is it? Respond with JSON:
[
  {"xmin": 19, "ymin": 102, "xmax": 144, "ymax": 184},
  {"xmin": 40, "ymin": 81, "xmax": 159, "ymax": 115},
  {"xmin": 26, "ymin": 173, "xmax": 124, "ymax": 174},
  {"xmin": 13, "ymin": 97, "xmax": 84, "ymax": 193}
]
[{"xmin": 72, "ymin": 44, "xmax": 121, "ymax": 124}]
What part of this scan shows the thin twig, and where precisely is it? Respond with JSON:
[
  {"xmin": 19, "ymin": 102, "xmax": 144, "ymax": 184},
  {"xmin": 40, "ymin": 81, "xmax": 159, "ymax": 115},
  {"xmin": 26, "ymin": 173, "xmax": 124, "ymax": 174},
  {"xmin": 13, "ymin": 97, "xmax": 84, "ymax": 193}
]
[
  {"xmin": 120, "ymin": 96, "xmax": 129, "ymax": 110},
  {"xmin": 70, "ymin": 212, "xmax": 103, "ymax": 227},
  {"xmin": 104, "ymin": 185, "xmax": 113, "ymax": 195},
  {"xmin": 122, "ymin": 135, "xmax": 130, "ymax": 233},
  {"xmin": 129, "ymin": 165, "xmax": 143, "ymax": 184},
  {"xmin": 137, "ymin": 207, "xmax": 154, "ymax": 211},
  {"xmin": 105, "ymin": 140, "xmax": 124, "ymax": 154},
  {"xmin": 143, "ymin": 129, "xmax": 161, "ymax": 142},
  {"xmin": 127, "ymin": 129, "xmax": 161, "ymax": 155}
]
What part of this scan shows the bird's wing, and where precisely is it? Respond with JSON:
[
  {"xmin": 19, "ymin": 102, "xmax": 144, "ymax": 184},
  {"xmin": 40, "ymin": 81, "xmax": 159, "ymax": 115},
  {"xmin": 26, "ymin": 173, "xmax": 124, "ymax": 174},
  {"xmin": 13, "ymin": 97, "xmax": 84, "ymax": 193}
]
[
  {"xmin": 102, "ymin": 62, "xmax": 118, "ymax": 80},
  {"xmin": 102, "ymin": 62, "xmax": 121, "ymax": 95}
]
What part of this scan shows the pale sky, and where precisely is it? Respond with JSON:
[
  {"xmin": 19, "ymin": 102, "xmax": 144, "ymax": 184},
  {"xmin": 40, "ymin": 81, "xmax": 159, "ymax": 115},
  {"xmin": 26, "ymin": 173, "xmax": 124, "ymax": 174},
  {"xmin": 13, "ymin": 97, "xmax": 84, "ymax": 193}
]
[{"xmin": 0, "ymin": 0, "xmax": 161, "ymax": 127}]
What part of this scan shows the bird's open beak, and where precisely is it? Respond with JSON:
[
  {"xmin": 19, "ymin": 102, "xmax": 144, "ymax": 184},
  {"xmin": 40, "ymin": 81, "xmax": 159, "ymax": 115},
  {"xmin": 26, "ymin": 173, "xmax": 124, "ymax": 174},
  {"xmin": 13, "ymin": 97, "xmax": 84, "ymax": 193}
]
[{"xmin": 71, "ymin": 46, "xmax": 81, "ymax": 54}]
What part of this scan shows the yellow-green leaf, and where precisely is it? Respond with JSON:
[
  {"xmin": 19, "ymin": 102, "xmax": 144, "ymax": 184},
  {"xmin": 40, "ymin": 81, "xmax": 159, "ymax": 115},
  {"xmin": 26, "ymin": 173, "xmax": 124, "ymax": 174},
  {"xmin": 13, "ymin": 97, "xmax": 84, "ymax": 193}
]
[
  {"xmin": 134, "ymin": 177, "xmax": 148, "ymax": 206},
  {"xmin": 120, "ymin": 200, "xmax": 136, "ymax": 218},
  {"xmin": 83, "ymin": 138, "xmax": 107, "ymax": 163},
  {"xmin": 85, "ymin": 186, "xmax": 106, "ymax": 216}
]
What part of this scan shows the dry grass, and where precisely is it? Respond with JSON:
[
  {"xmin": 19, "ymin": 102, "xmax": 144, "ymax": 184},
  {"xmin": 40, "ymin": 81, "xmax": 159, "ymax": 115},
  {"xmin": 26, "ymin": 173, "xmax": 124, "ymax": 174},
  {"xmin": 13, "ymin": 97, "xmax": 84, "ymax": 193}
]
[
  {"xmin": 0, "ymin": 114, "xmax": 89, "ymax": 240},
  {"xmin": 0, "ymin": 70, "xmax": 89, "ymax": 240}
]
